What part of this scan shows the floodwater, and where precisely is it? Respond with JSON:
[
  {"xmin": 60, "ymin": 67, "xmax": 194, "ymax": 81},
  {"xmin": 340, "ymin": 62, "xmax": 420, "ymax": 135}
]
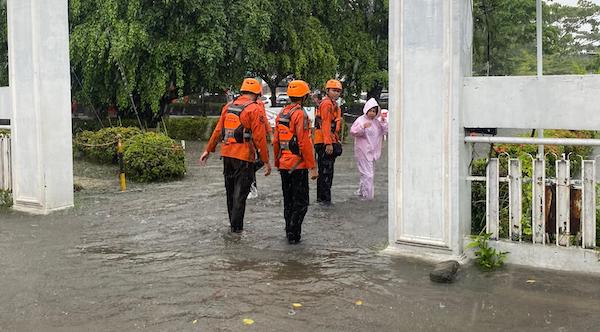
[{"xmin": 1, "ymin": 141, "xmax": 600, "ymax": 331}]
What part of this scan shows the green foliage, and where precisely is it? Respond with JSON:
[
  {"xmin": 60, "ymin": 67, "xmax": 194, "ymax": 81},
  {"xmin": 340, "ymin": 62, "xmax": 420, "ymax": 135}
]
[
  {"xmin": 473, "ymin": 0, "xmax": 600, "ymax": 76},
  {"xmin": 163, "ymin": 117, "xmax": 219, "ymax": 141},
  {"xmin": 123, "ymin": 132, "xmax": 185, "ymax": 182},
  {"xmin": 466, "ymin": 232, "xmax": 508, "ymax": 271},
  {"xmin": 74, "ymin": 127, "xmax": 142, "ymax": 163},
  {"xmin": 70, "ymin": 0, "xmax": 227, "ymax": 114},
  {"xmin": 0, "ymin": 2, "xmax": 6, "ymax": 87},
  {"xmin": 0, "ymin": 189, "xmax": 12, "ymax": 209},
  {"xmin": 0, "ymin": 128, "xmax": 9, "ymax": 136},
  {"xmin": 72, "ymin": 118, "xmax": 143, "ymax": 133}
]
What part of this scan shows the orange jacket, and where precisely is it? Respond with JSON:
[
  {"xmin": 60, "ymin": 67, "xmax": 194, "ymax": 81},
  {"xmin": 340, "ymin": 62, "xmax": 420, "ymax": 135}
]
[
  {"xmin": 204, "ymin": 95, "xmax": 270, "ymax": 164},
  {"xmin": 313, "ymin": 97, "xmax": 341, "ymax": 145},
  {"xmin": 273, "ymin": 103, "xmax": 316, "ymax": 170}
]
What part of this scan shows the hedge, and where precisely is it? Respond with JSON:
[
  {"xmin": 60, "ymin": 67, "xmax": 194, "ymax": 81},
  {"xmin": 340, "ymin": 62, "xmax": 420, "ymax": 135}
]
[
  {"xmin": 73, "ymin": 127, "xmax": 142, "ymax": 163},
  {"xmin": 123, "ymin": 132, "xmax": 186, "ymax": 182},
  {"xmin": 163, "ymin": 117, "xmax": 219, "ymax": 141},
  {"xmin": 72, "ymin": 118, "xmax": 142, "ymax": 133}
]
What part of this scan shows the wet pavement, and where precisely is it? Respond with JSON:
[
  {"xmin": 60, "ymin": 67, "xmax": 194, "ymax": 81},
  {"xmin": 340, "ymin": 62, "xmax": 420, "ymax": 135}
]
[{"xmin": 2, "ymin": 141, "xmax": 600, "ymax": 331}]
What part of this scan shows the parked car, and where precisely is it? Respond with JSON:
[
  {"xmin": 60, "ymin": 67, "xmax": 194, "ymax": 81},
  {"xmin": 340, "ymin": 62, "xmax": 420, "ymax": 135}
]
[{"xmin": 276, "ymin": 93, "xmax": 290, "ymax": 105}]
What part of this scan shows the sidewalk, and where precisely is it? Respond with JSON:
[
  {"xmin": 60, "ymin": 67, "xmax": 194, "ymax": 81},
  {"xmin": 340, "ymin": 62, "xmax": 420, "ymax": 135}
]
[{"xmin": 1, "ymin": 141, "xmax": 599, "ymax": 331}]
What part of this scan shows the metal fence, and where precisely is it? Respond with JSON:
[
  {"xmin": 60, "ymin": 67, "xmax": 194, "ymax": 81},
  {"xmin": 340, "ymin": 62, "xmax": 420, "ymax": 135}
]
[
  {"xmin": 472, "ymin": 155, "xmax": 596, "ymax": 249},
  {"xmin": 0, "ymin": 133, "xmax": 11, "ymax": 191}
]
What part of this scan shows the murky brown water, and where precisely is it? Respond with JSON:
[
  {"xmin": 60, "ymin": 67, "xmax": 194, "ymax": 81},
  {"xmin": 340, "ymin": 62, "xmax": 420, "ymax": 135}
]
[{"xmin": 2, "ymin": 141, "xmax": 600, "ymax": 331}]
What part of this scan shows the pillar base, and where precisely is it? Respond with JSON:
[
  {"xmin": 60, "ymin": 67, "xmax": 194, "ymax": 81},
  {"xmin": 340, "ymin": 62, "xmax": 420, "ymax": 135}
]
[
  {"xmin": 382, "ymin": 242, "xmax": 469, "ymax": 265},
  {"xmin": 13, "ymin": 200, "xmax": 73, "ymax": 215}
]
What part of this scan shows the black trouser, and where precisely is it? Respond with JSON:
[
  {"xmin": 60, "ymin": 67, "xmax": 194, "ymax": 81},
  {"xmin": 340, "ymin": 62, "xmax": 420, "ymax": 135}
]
[
  {"xmin": 223, "ymin": 157, "xmax": 254, "ymax": 231},
  {"xmin": 280, "ymin": 169, "xmax": 309, "ymax": 241},
  {"xmin": 315, "ymin": 143, "xmax": 337, "ymax": 203}
]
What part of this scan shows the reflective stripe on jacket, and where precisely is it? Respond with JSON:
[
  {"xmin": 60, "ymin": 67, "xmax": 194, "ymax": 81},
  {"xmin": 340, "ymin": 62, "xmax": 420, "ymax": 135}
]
[
  {"xmin": 273, "ymin": 103, "xmax": 316, "ymax": 170},
  {"xmin": 205, "ymin": 95, "xmax": 270, "ymax": 163}
]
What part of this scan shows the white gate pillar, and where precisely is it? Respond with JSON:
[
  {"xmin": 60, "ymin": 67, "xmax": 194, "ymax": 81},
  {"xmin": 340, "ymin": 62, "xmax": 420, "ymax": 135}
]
[
  {"xmin": 387, "ymin": 0, "xmax": 472, "ymax": 259},
  {"xmin": 7, "ymin": 0, "xmax": 73, "ymax": 213}
]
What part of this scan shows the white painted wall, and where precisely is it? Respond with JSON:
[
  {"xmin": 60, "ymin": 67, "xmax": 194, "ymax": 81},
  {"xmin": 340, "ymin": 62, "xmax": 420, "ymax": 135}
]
[
  {"xmin": 463, "ymin": 75, "xmax": 600, "ymax": 130},
  {"xmin": 7, "ymin": 0, "xmax": 73, "ymax": 213},
  {"xmin": 388, "ymin": 0, "xmax": 472, "ymax": 258}
]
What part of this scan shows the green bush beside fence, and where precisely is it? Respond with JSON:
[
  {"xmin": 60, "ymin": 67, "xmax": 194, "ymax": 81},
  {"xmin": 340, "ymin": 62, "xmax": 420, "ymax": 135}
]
[
  {"xmin": 124, "ymin": 132, "xmax": 186, "ymax": 182},
  {"xmin": 74, "ymin": 127, "xmax": 143, "ymax": 164}
]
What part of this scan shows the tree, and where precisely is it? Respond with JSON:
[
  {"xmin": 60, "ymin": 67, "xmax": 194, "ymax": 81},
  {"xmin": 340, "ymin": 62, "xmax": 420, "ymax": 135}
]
[
  {"xmin": 472, "ymin": 0, "xmax": 600, "ymax": 76},
  {"xmin": 318, "ymin": 0, "xmax": 388, "ymax": 100},
  {"xmin": 69, "ymin": 0, "xmax": 227, "ymax": 125},
  {"xmin": 0, "ymin": 0, "xmax": 7, "ymax": 87}
]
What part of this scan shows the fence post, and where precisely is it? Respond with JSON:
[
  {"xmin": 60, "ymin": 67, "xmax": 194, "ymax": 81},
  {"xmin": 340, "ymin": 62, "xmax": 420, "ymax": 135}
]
[
  {"xmin": 486, "ymin": 158, "xmax": 500, "ymax": 240},
  {"xmin": 532, "ymin": 157, "xmax": 546, "ymax": 244},
  {"xmin": 509, "ymin": 158, "xmax": 522, "ymax": 241},
  {"xmin": 556, "ymin": 158, "xmax": 570, "ymax": 246},
  {"xmin": 117, "ymin": 136, "xmax": 126, "ymax": 192},
  {"xmin": 582, "ymin": 160, "xmax": 596, "ymax": 248}
]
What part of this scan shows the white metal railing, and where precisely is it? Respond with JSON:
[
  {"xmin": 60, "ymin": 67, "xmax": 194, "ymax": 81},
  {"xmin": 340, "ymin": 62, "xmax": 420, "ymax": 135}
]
[
  {"xmin": 0, "ymin": 133, "xmax": 11, "ymax": 191},
  {"xmin": 475, "ymin": 155, "xmax": 596, "ymax": 249}
]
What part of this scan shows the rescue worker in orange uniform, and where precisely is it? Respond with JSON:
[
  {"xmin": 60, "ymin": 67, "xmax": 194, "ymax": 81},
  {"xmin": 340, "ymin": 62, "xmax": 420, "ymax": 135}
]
[
  {"xmin": 273, "ymin": 80, "xmax": 318, "ymax": 244},
  {"xmin": 313, "ymin": 79, "xmax": 343, "ymax": 205},
  {"xmin": 200, "ymin": 78, "xmax": 271, "ymax": 233}
]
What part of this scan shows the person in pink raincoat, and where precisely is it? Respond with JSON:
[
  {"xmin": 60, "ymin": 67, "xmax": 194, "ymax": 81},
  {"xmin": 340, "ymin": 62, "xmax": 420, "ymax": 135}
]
[{"xmin": 349, "ymin": 98, "xmax": 388, "ymax": 200}]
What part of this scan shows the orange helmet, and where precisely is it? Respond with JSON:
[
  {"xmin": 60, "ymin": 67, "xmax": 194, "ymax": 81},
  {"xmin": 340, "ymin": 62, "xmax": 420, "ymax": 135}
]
[
  {"xmin": 240, "ymin": 78, "xmax": 262, "ymax": 94},
  {"xmin": 287, "ymin": 80, "xmax": 310, "ymax": 98},
  {"xmin": 325, "ymin": 79, "xmax": 342, "ymax": 90}
]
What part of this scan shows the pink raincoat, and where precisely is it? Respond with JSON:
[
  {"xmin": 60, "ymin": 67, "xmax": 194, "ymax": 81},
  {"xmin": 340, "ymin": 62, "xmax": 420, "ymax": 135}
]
[{"xmin": 349, "ymin": 98, "xmax": 388, "ymax": 200}]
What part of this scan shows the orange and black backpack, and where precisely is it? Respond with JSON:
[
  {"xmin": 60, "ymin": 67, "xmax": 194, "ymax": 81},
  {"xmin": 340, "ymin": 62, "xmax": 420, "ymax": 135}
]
[
  {"xmin": 220, "ymin": 100, "xmax": 255, "ymax": 144},
  {"xmin": 276, "ymin": 105, "xmax": 307, "ymax": 158}
]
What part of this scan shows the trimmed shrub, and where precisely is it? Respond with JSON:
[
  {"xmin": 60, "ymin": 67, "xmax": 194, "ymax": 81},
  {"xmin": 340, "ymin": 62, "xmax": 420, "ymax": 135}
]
[
  {"xmin": 0, "ymin": 129, "xmax": 9, "ymax": 136},
  {"xmin": 123, "ymin": 132, "xmax": 186, "ymax": 182},
  {"xmin": 0, "ymin": 190, "xmax": 12, "ymax": 209},
  {"xmin": 74, "ymin": 127, "xmax": 142, "ymax": 163},
  {"xmin": 164, "ymin": 117, "xmax": 219, "ymax": 141}
]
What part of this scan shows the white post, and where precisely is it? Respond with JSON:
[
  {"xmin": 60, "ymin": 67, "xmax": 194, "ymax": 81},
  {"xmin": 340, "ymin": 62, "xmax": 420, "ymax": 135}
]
[
  {"xmin": 7, "ymin": 0, "xmax": 74, "ymax": 213},
  {"xmin": 388, "ymin": 0, "xmax": 472, "ymax": 259},
  {"xmin": 555, "ymin": 159, "xmax": 570, "ymax": 246},
  {"xmin": 486, "ymin": 158, "xmax": 500, "ymax": 240},
  {"xmin": 532, "ymin": 157, "xmax": 546, "ymax": 244},
  {"xmin": 508, "ymin": 158, "xmax": 522, "ymax": 241},
  {"xmin": 582, "ymin": 160, "xmax": 596, "ymax": 248}
]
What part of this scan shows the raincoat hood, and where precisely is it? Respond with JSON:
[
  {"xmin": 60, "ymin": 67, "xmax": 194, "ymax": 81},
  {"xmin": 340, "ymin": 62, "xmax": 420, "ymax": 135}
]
[{"xmin": 362, "ymin": 98, "xmax": 380, "ymax": 114}]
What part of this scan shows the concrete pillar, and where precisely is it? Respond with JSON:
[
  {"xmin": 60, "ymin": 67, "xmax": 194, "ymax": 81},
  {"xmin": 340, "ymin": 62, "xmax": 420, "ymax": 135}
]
[
  {"xmin": 388, "ymin": 0, "xmax": 472, "ymax": 260},
  {"xmin": 7, "ymin": 0, "xmax": 73, "ymax": 213}
]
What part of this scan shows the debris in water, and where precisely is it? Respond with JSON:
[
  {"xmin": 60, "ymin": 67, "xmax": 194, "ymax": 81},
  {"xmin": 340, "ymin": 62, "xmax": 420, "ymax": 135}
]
[
  {"xmin": 526, "ymin": 279, "xmax": 536, "ymax": 284},
  {"xmin": 243, "ymin": 318, "xmax": 255, "ymax": 325},
  {"xmin": 355, "ymin": 300, "xmax": 363, "ymax": 306},
  {"xmin": 292, "ymin": 303, "xmax": 302, "ymax": 308},
  {"xmin": 192, "ymin": 319, "xmax": 198, "ymax": 324}
]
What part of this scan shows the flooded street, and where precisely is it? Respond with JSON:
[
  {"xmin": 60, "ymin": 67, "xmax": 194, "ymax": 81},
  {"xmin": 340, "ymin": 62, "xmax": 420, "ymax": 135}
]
[{"xmin": 2, "ymin": 141, "xmax": 600, "ymax": 331}]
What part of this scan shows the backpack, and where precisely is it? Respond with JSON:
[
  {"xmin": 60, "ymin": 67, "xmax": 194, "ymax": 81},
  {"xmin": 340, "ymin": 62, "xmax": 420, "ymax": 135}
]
[{"xmin": 220, "ymin": 101, "xmax": 255, "ymax": 144}]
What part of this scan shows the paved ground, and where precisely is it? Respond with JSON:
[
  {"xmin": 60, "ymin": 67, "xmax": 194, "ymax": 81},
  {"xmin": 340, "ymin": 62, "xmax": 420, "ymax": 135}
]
[{"xmin": 1, "ymin": 141, "xmax": 600, "ymax": 331}]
